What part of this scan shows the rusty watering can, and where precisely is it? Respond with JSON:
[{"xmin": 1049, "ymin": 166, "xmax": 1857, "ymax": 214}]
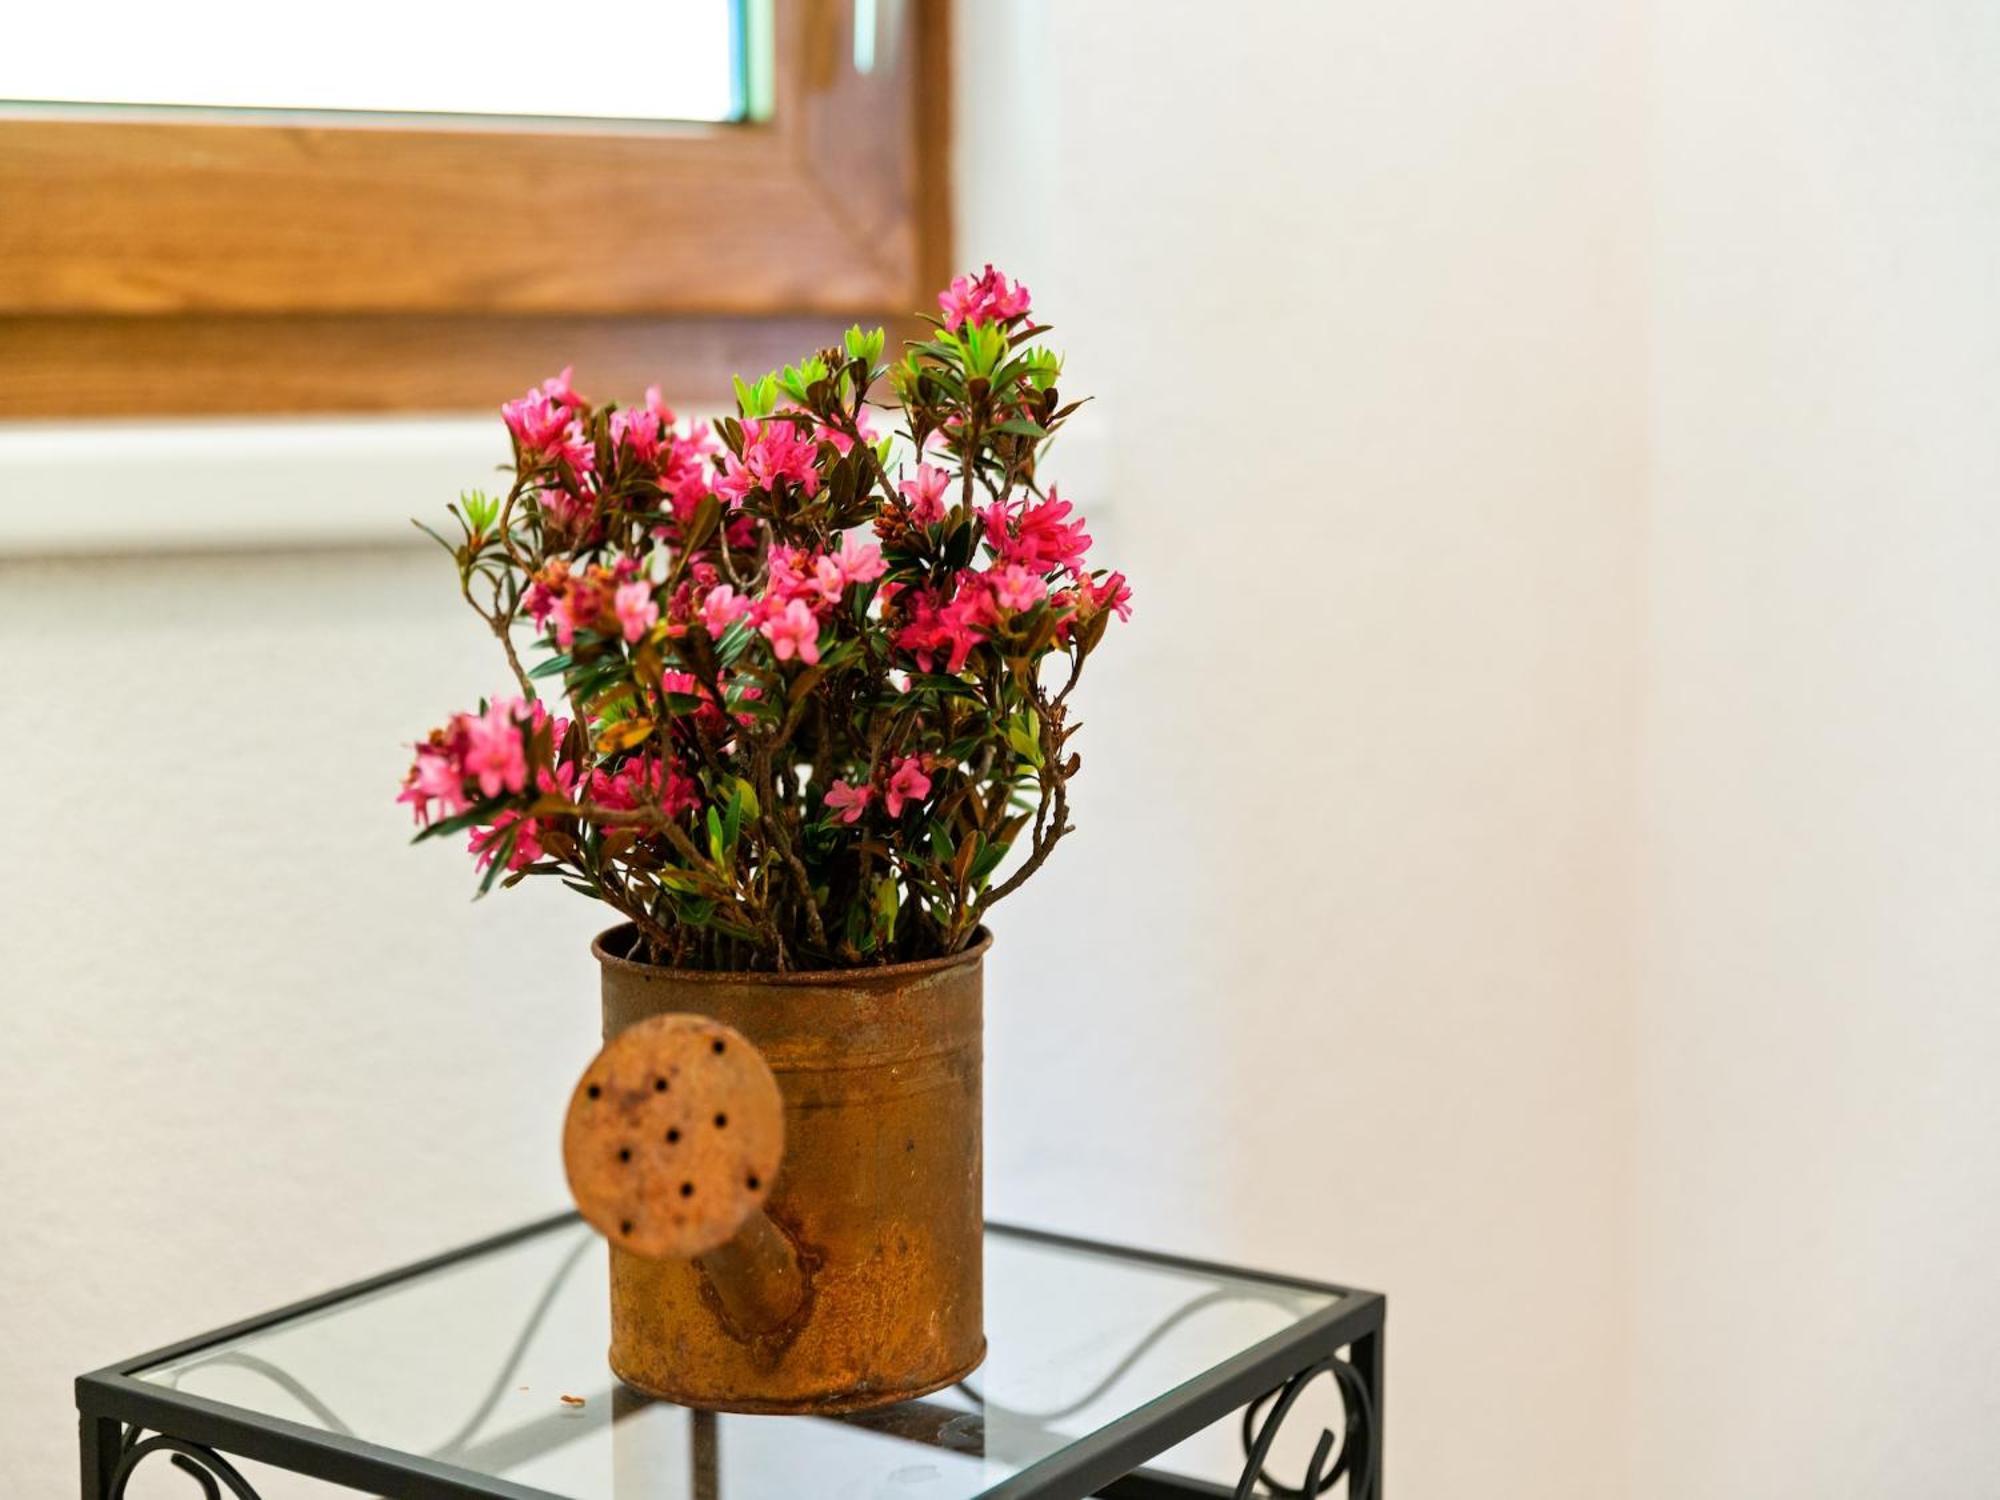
[{"xmin": 562, "ymin": 925, "xmax": 988, "ymax": 1414}]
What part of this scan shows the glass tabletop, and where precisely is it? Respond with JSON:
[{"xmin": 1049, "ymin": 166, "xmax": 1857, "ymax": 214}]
[{"xmin": 131, "ymin": 1219, "xmax": 1341, "ymax": 1498}]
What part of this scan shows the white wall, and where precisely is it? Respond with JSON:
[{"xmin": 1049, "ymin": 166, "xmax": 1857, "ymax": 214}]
[
  {"xmin": 958, "ymin": 4, "xmax": 1644, "ymax": 1496},
  {"xmin": 1634, "ymin": 2, "xmax": 2000, "ymax": 1495}
]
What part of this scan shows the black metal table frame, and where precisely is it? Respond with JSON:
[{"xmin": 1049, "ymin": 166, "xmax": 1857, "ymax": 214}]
[{"xmin": 78, "ymin": 1213, "xmax": 1385, "ymax": 1500}]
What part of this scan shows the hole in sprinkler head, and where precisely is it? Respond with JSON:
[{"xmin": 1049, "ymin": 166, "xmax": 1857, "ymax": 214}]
[
  {"xmin": 746, "ymin": 1174, "xmax": 761, "ymax": 1191},
  {"xmin": 586, "ymin": 1084, "xmax": 601, "ymax": 1100},
  {"xmin": 619, "ymin": 1220, "xmax": 633, "ymax": 1236},
  {"xmin": 713, "ymin": 1112, "xmax": 728, "ymax": 1129},
  {"xmin": 666, "ymin": 1127, "xmax": 681, "ymax": 1144},
  {"xmin": 712, "ymin": 1039, "xmax": 726, "ymax": 1055},
  {"xmin": 618, "ymin": 1147, "xmax": 631, "ymax": 1163},
  {"xmin": 680, "ymin": 1181, "xmax": 695, "ymax": 1198},
  {"xmin": 653, "ymin": 1077, "xmax": 668, "ymax": 1093}
]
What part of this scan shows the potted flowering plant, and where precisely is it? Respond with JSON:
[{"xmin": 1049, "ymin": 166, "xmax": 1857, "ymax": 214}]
[{"xmin": 397, "ymin": 268, "xmax": 1128, "ymax": 1412}]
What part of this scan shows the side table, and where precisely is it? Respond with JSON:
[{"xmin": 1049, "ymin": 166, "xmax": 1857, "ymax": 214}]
[{"xmin": 78, "ymin": 1214, "xmax": 1384, "ymax": 1499}]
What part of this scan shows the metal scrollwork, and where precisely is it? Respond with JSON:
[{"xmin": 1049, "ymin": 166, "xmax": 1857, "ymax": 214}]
[
  {"xmin": 109, "ymin": 1431, "xmax": 264, "ymax": 1500},
  {"xmin": 1236, "ymin": 1355, "xmax": 1378, "ymax": 1500}
]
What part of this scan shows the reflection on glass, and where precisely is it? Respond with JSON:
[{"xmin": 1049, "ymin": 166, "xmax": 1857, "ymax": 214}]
[
  {"xmin": 2, "ymin": 0, "xmax": 760, "ymax": 125},
  {"xmin": 134, "ymin": 1222, "xmax": 1336, "ymax": 1498}
]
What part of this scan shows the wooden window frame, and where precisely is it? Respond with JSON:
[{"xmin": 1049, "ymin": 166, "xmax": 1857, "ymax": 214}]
[{"xmin": 0, "ymin": 0, "xmax": 949, "ymax": 417}]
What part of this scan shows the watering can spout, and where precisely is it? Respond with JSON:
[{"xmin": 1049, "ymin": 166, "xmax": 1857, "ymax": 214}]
[
  {"xmin": 563, "ymin": 1014, "xmax": 806, "ymax": 1336},
  {"xmin": 693, "ymin": 1209, "xmax": 808, "ymax": 1334}
]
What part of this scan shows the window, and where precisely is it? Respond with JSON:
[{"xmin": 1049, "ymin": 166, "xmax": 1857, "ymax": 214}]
[
  {"xmin": 2, "ymin": 0, "xmax": 756, "ymax": 124},
  {"xmin": 0, "ymin": 0, "xmax": 949, "ymax": 416}
]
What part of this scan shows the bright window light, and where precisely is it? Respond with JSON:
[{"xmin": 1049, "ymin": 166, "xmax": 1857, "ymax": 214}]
[{"xmin": 1, "ymin": 0, "xmax": 749, "ymax": 124}]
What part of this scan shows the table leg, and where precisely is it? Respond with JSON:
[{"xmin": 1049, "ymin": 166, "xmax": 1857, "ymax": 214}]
[
  {"xmin": 79, "ymin": 1412, "xmax": 120, "ymax": 1500},
  {"xmin": 80, "ymin": 1421, "xmax": 265, "ymax": 1500},
  {"xmin": 691, "ymin": 1408, "xmax": 720, "ymax": 1500},
  {"xmin": 1233, "ymin": 1335, "xmax": 1383, "ymax": 1499},
  {"xmin": 1349, "ymin": 1319, "xmax": 1385, "ymax": 1498}
]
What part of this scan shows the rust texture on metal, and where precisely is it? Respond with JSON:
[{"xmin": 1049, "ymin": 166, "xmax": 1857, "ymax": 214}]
[
  {"xmin": 562, "ymin": 1014, "xmax": 785, "ymax": 1263},
  {"xmin": 591, "ymin": 924, "xmax": 989, "ymax": 1414}
]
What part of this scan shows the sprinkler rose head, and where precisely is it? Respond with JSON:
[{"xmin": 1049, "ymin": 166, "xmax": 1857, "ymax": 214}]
[{"xmin": 563, "ymin": 1014, "xmax": 785, "ymax": 1261}]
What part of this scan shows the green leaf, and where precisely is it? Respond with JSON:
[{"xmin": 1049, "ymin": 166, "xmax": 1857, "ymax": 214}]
[
  {"xmin": 411, "ymin": 517, "xmax": 457, "ymax": 555},
  {"xmin": 733, "ymin": 372, "xmax": 778, "ymax": 419},
  {"xmin": 474, "ymin": 827, "xmax": 519, "ymax": 898},
  {"xmin": 460, "ymin": 488, "xmax": 500, "ymax": 532},
  {"xmin": 906, "ymin": 672, "xmax": 980, "ymax": 700},
  {"xmin": 1004, "ymin": 710, "xmax": 1044, "ymax": 768},
  {"xmin": 873, "ymin": 874, "xmax": 900, "ymax": 937},
  {"xmin": 412, "ymin": 797, "xmax": 508, "ymax": 844},
  {"xmin": 1017, "ymin": 346, "xmax": 1064, "ymax": 391},
  {"xmin": 969, "ymin": 839, "xmax": 1011, "ymax": 888},
  {"xmin": 844, "ymin": 324, "xmax": 887, "ymax": 366},
  {"xmin": 777, "ymin": 356, "xmax": 830, "ymax": 405},
  {"xmin": 716, "ymin": 618, "xmax": 755, "ymax": 666},
  {"xmin": 722, "ymin": 783, "xmax": 746, "ymax": 852},
  {"xmin": 682, "ymin": 493, "xmax": 723, "ymax": 554},
  {"xmin": 961, "ymin": 321, "xmax": 1009, "ymax": 378}
]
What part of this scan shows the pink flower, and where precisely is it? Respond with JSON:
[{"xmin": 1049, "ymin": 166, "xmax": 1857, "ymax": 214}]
[
  {"xmin": 661, "ymin": 416, "xmax": 718, "ymax": 484},
  {"xmin": 613, "ymin": 580, "xmax": 659, "ymax": 643},
  {"xmin": 885, "ymin": 756, "xmax": 932, "ymax": 818},
  {"xmin": 662, "ymin": 469, "xmax": 714, "ymax": 529},
  {"xmin": 716, "ymin": 418, "xmax": 822, "ymax": 506},
  {"xmin": 812, "ymin": 554, "xmax": 847, "ymax": 603},
  {"xmin": 1077, "ymin": 568, "xmax": 1134, "ymax": 622},
  {"xmin": 545, "ymin": 568, "xmax": 611, "ymax": 648},
  {"xmin": 539, "ymin": 367, "xmax": 580, "ymax": 407},
  {"xmin": 610, "ymin": 409, "xmax": 659, "ymax": 464},
  {"xmin": 938, "ymin": 265, "xmax": 1033, "ymax": 331},
  {"xmin": 824, "ymin": 778, "xmax": 873, "ymax": 823},
  {"xmin": 534, "ymin": 475, "xmax": 597, "ymax": 538},
  {"xmin": 398, "ymin": 737, "xmax": 470, "ymax": 825},
  {"xmin": 760, "ymin": 598, "xmax": 822, "ymax": 664},
  {"xmin": 501, "ymin": 368, "xmax": 581, "ymax": 455},
  {"xmin": 767, "ymin": 546, "xmax": 848, "ymax": 608},
  {"xmin": 897, "ymin": 463, "xmax": 952, "ymax": 525},
  {"xmin": 523, "ymin": 578, "xmax": 559, "ymax": 629},
  {"xmin": 893, "ymin": 575, "xmax": 995, "ymax": 674},
  {"xmin": 983, "ymin": 485, "xmax": 1091, "ymax": 573},
  {"xmin": 764, "ymin": 546, "xmax": 808, "ymax": 602},
  {"xmin": 613, "ymin": 387, "xmax": 702, "ymax": 476},
  {"xmin": 400, "ymin": 700, "xmax": 572, "ymax": 834},
  {"xmin": 990, "ymin": 563, "xmax": 1047, "ymax": 613},
  {"xmin": 700, "ymin": 583, "xmax": 751, "ymax": 636},
  {"xmin": 462, "ymin": 700, "xmax": 531, "ymax": 798},
  {"xmin": 834, "ymin": 532, "xmax": 887, "ymax": 586},
  {"xmin": 589, "ymin": 755, "xmax": 701, "ymax": 821},
  {"xmin": 469, "ymin": 809, "xmax": 548, "ymax": 873}
]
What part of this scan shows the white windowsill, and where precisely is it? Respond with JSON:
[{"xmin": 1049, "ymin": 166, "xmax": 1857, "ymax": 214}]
[
  {"xmin": 0, "ymin": 416, "xmax": 506, "ymax": 557},
  {"xmin": 0, "ymin": 413, "xmax": 1115, "ymax": 558}
]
